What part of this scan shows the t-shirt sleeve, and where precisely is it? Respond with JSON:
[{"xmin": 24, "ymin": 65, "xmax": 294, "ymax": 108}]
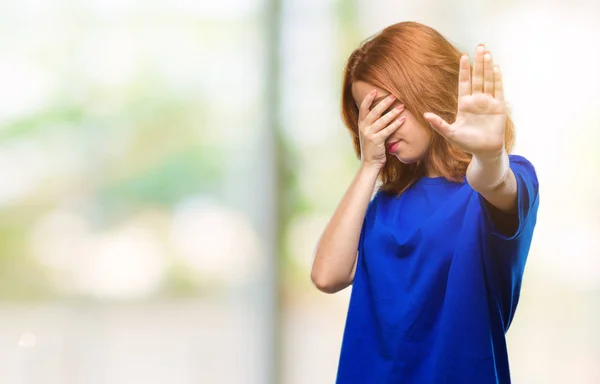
[
  {"xmin": 478, "ymin": 154, "xmax": 540, "ymax": 329},
  {"xmin": 357, "ymin": 189, "xmax": 382, "ymax": 252},
  {"xmin": 480, "ymin": 154, "xmax": 540, "ymax": 240}
]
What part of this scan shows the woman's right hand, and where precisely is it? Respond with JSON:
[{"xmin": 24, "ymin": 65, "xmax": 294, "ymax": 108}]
[{"xmin": 358, "ymin": 91, "xmax": 406, "ymax": 170}]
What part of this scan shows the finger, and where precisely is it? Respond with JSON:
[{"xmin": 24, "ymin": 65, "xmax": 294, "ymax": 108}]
[
  {"xmin": 358, "ymin": 89, "xmax": 377, "ymax": 122},
  {"xmin": 458, "ymin": 54, "xmax": 471, "ymax": 97},
  {"xmin": 494, "ymin": 66, "xmax": 504, "ymax": 102},
  {"xmin": 375, "ymin": 116, "xmax": 405, "ymax": 139},
  {"xmin": 370, "ymin": 104, "xmax": 405, "ymax": 133},
  {"xmin": 364, "ymin": 94, "xmax": 396, "ymax": 125},
  {"xmin": 423, "ymin": 112, "xmax": 454, "ymax": 140},
  {"xmin": 472, "ymin": 45, "xmax": 485, "ymax": 94},
  {"xmin": 483, "ymin": 52, "xmax": 494, "ymax": 96}
]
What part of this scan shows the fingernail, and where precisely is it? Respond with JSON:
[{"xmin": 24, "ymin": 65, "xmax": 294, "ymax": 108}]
[
  {"xmin": 395, "ymin": 105, "xmax": 404, "ymax": 111},
  {"xmin": 370, "ymin": 89, "xmax": 377, "ymax": 95},
  {"xmin": 477, "ymin": 45, "xmax": 485, "ymax": 52}
]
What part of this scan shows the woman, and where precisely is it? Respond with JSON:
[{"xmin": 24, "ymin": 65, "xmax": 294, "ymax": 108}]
[{"xmin": 311, "ymin": 22, "xmax": 539, "ymax": 383}]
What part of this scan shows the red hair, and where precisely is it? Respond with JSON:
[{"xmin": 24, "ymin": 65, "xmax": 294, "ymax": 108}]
[{"xmin": 341, "ymin": 21, "xmax": 515, "ymax": 195}]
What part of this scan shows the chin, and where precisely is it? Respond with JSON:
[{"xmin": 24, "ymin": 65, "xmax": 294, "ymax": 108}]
[{"xmin": 393, "ymin": 153, "xmax": 422, "ymax": 165}]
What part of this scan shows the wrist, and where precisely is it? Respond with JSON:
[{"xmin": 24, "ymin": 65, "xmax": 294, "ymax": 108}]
[
  {"xmin": 472, "ymin": 147, "xmax": 507, "ymax": 163},
  {"xmin": 359, "ymin": 162, "xmax": 382, "ymax": 178},
  {"xmin": 467, "ymin": 150, "xmax": 510, "ymax": 192}
]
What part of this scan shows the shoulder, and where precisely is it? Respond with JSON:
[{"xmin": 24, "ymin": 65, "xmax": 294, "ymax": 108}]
[
  {"xmin": 368, "ymin": 188, "xmax": 390, "ymax": 211},
  {"xmin": 508, "ymin": 154, "xmax": 539, "ymax": 186},
  {"xmin": 363, "ymin": 188, "xmax": 403, "ymax": 221},
  {"xmin": 508, "ymin": 154, "xmax": 536, "ymax": 171}
]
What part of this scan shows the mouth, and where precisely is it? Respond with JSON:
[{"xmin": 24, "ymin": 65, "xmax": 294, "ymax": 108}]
[{"xmin": 386, "ymin": 140, "xmax": 401, "ymax": 153}]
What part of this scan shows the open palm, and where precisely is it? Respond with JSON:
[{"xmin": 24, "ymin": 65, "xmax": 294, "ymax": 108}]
[{"xmin": 424, "ymin": 45, "xmax": 507, "ymax": 157}]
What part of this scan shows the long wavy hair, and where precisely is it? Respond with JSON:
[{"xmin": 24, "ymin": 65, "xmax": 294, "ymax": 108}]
[{"xmin": 341, "ymin": 21, "xmax": 515, "ymax": 195}]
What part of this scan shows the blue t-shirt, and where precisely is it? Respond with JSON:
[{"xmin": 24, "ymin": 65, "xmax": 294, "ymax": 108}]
[{"xmin": 336, "ymin": 155, "xmax": 539, "ymax": 384}]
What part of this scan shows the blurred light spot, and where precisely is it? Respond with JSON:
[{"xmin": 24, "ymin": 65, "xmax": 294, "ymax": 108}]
[
  {"xmin": 18, "ymin": 332, "xmax": 37, "ymax": 349},
  {"xmin": 74, "ymin": 226, "xmax": 166, "ymax": 299},
  {"xmin": 170, "ymin": 197, "xmax": 262, "ymax": 284},
  {"xmin": 80, "ymin": 31, "xmax": 138, "ymax": 88},
  {"xmin": 31, "ymin": 211, "xmax": 167, "ymax": 299},
  {"xmin": 0, "ymin": 56, "xmax": 51, "ymax": 122}
]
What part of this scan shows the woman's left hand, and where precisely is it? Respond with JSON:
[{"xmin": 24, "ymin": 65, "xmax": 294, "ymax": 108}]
[{"xmin": 423, "ymin": 45, "xmax": 507, "ymax": 158}]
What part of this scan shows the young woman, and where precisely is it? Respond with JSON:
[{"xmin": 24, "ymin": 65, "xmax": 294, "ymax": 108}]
[{"xmin": 311, "ymin": 22, "xmax": 539, "ymax": 383}]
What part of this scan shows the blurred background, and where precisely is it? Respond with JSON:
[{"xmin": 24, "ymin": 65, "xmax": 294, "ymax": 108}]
[{"xmin": 0, "ymin": 0, "xmax": 598, "ymax": 383}]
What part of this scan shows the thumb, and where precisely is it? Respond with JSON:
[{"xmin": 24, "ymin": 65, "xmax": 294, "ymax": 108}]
[{"xmin": 423, "ymin": 112, "xmax": 454, "ymax": 140}]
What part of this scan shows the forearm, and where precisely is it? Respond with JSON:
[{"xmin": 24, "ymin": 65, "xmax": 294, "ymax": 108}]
[
  {"xmin": 466, "ymin": 151, "xmax": 518, "ymax": 213},
  {"xmin": 311, "ymin": 164, "xmax": 380, "ymax": 293}
]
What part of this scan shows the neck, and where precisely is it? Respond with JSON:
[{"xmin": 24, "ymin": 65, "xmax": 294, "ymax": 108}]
[{"xmin": 422, "ymin": 157, "xmax": 440, "ymax": 178}]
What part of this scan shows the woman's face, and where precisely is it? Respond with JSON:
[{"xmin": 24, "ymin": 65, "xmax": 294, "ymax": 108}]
[{"xmin": 351, "ymin": 81, "xmax": 431, "ymax": 165}]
